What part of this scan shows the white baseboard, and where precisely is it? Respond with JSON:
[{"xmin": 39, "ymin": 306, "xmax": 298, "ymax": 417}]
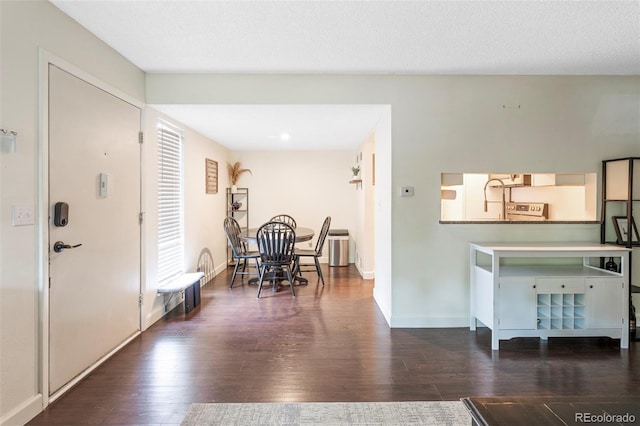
[
  {"xmin": 0, "ymin": 394, "xmax": 42, "ymax": 426},
  {"xmin": 354, "ymin": 262, "xmax": 374, "ymax": 279},
  {"xmin": 144, "ymin": 303, "xmax": 166, "ymax": 330},
  {"xmin": 213, "ymin": 263, "xmax": 228, "ymax": 279},
  {"xmin": 373, "ymin": 292, "xmax": 392, "ymax": 326},
  {"xmin": 389, "ymin": 316, "xmax": 469, "ymax": 328}
]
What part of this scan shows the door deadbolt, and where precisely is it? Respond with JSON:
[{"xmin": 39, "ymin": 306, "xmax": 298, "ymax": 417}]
[{"xmin": 54, "ymin": 202, "xmax": 69, "ymax": 227}]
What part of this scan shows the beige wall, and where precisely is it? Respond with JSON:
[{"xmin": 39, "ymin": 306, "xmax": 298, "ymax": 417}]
[
  {"xmin": 229, "ymin": 150, "xmax": 358, "ymax": 261},
  {"xmin": 147, "ymin": 73, "xmax": 640, "ymax": 328},
  {"xmin": 1, "ymin": 1, "xmax": 145, "ymax": 424},
  {"xmin": 2, "ymin": 1, "xmax": 640, "ymax": 424}
]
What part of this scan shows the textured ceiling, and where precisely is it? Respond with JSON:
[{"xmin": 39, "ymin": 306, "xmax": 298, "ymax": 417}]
[
  {"xmin": 48, "ymin": 0, "xmax": 640, "ymax": 150},
  {"xmin": 50, "ymin": 0, "xmax": 640, "ymax": 75}
]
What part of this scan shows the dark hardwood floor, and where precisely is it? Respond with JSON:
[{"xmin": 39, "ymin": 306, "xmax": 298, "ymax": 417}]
[{"xmin": 28, "ymin": 265, "xmax": 639, "ymax": 425}]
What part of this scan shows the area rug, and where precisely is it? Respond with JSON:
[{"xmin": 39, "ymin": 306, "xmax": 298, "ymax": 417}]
[{"xmin": 181, "ymin": 401, "xmax": 471, "ymax": 425}]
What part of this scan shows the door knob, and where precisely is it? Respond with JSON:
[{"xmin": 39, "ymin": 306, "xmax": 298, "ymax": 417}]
[{"xmin": 53, "ymin": 241, "xmax": 82, "ymax": 253}]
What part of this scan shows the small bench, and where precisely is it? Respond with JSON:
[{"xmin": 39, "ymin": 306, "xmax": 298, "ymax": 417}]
[{"xmin": 157, "ymin": 272, "xmax": 204, "ymax": 314}]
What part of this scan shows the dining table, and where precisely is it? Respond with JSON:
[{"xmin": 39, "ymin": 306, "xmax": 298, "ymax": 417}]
[
  {"xmin": 238, "ymin": 226, "xmax": 315, "ymax": 245},
  {"xmin": 238, "ymin": 226, "xmax": 315, "ymax": 288}
]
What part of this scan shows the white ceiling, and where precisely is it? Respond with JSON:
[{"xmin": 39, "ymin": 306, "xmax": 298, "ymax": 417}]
[
  {"xmin": 153, "ymin": 104, "xmax": 389, "ymax": 151},
  {"xmin": 49, "ymin": 0, "xmax": 640, "ymax": 150}
]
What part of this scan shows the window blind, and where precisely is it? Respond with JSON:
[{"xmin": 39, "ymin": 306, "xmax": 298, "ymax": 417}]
[{"xmin": 157, "ymin": 121, "xmax": 184, "ymax": 284}]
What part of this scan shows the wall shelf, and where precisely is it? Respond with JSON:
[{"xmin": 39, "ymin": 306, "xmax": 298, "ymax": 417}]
[{"xmin": 349, "ymin": 179, "xmax": 362, "ymax": 184}]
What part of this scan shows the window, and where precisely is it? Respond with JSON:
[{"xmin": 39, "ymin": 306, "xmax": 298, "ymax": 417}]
[{"xmin": 157, "ymin": 120, "xmax": 184, "ymax": 284}]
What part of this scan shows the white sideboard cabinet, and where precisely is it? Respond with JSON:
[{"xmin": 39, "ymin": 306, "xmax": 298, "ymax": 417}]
[{"xmin": 470, "ymin": 242, "xmax": 631, "ymax": 350}]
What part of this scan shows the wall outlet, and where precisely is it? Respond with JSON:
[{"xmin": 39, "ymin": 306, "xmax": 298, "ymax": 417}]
[{"xmin": 12, "ymin": 204, "xmax": 35, "ymax": 226}]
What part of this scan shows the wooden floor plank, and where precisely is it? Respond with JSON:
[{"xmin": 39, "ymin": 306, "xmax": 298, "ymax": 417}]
[{"xmin": 28, "ymin": 265, "xmax": 640, "ymax": 425}]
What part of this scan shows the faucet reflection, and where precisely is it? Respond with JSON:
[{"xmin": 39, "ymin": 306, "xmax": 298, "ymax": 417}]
[{"xmin": 483, "ymin": 178, "xmax": 506, "ymax": 220}]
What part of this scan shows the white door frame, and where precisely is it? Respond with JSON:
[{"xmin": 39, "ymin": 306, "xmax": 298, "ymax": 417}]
[{"xmin": 38, "ymin": 49, "xmax": 146, "ymax": 408}]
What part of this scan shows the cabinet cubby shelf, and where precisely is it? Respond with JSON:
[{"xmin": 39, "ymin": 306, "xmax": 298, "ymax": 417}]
[{"xmin": 536, "ymin": 293, "xmax": 585, "ymax": 330}]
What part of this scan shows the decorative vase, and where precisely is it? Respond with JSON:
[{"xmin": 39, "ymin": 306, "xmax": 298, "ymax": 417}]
[{"xmin": 231, "ymin": 185, "xmax": 238, "ymax": 193}]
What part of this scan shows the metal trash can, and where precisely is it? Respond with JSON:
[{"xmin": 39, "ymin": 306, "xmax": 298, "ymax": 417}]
[{"xmin": 328, "ymin": 229, "xmax": 349, "ymax": 266}]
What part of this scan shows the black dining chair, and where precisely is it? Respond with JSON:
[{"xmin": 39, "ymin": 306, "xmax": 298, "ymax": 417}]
[
  {"xmin": 293, "ymin": 216, "xmax": 331, "ymax": 285},
  {"xmin": 270, "ymin": 214, "xmax": 297, "ymax": 228},
  {"xmin": 255, "ymin": 221, "xmax": 297, "ymax": 298},
  {"xmin": 223, "ymin": 217, "xmax": 260, "ymax": 288}
]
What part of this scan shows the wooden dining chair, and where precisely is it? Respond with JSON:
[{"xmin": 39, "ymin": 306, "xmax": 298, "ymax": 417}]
[
  {"xmin": 293, "ymin": 216, "xmax": 331, "ymax": 285},
  {"xmin": 270, "ymin": 214, "xmax": 297, "ymax": 228},
  {"xmin": 255, "ymin": 221, "xmax": 297, "ymax": 298},
  {"xmin": 223, "ymin": 217, "xmax": 260, "ymax": 288}
]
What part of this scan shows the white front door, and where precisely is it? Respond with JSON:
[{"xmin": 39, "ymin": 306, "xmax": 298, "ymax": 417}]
[{"xmin": 48, "ymin": 65, "xmax": 141, "ymax": 394}]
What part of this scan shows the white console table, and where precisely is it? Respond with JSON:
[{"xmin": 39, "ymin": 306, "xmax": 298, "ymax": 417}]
[{"xmin": 469, "ymin": 242, "xmax": 631, "ymax": 350}]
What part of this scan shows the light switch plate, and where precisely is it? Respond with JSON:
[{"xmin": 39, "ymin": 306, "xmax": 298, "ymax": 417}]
[{"xmin": 12, "ymin": 204, "xmax": 35, "ymax": 226}]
